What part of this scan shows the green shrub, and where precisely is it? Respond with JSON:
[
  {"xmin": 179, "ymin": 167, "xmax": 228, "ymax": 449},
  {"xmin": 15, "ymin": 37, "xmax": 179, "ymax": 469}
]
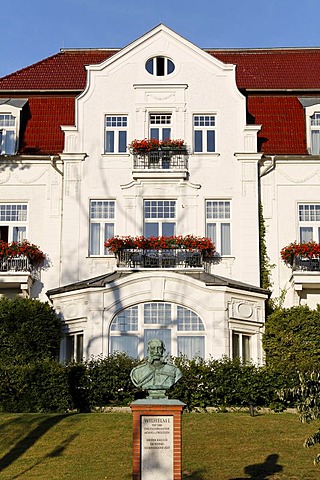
[
  {"xmin": 263, "ymin": 305, "xmax": 320, "ymax": 374},
  {"xmin": 0, "ymin": 297, "xmax": 61, "ymax": 365},
  {"xmin": 171, "ymin": 356, "xmax": 290, "ymax": 411},
  {"xmin": 0, "ymin": 359, "xmax": 71, "ymax": 412}
]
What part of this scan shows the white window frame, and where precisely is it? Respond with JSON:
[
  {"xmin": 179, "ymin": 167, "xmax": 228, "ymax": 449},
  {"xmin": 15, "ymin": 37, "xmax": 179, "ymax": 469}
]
[
  {"xmin": 0, "ymin": 203, "xmax": 28, "ymax": 242},
  {"xmin": 145, "ymin": 57, "xmax": 175, "ymax": 76},
  {"xmin": 149, "ymin": 113, "xmax": 172, "ymax": 141},
  {"xmin": 206, "ymin": 200, "xmax": 231, "ymax": 256},
  {"xmin": 144, "ymin": 199, "xmax": 176, "ymax": 237},
  {"xmin": 89, "ymin": 200, "xmax": 115, "ymax": 256},
  {"xmin": 104, "ymin": 115, "xmax": 128, "ymax": 154},
  {"xmin": 231, "ymin": 331, "xmax": 251, "ymax": 364},
  {"xmin": 193, "ymin": 114, "xmax": 216, "ymax": 153},
  {"xmin": 109, "ymin": 302, "xmax": 205, "ymax": 359},
  {"xmin": 0, "ymin": 104, "xmax": 22, "ymax": 155},
  {"xmin": 298, "ymin": 203, "xmax": 320, "ymax": 243},
  {"xmin": 305, "ymin": 104, "xmax": 320, "ymax": 154}
]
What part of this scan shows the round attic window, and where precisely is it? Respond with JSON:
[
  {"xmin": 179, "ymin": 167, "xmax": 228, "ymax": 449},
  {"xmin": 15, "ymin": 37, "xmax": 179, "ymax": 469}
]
[{"xmin": 145, "ymin": 57, "xmax": 175, "ymax": 76}]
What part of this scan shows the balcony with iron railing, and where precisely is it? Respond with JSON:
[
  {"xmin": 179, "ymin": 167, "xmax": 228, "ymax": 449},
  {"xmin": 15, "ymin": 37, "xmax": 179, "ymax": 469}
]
[
  {"xmin": 105, "ymin": 235, "xmax": 215, "ymax": 271},
  {"xmin": 132, "ymin": 149, "xmax": 189, "ymax": 179},
  {"xmin": 117, "ymin": 248, "xmax": 205, "ymax": 269},
  {"xmin": 0, "ymin": 241, "xmax": 46, "ymax": 295},
  {"xmin": 280, "ymin": 242, "xmax": 320, "ymax": 293},
  {"xmin": 0, "ymin": 255, "xmax": 33, "ymax": 273},
  {"xmin": 130, "ymin": 139, "xmax": 189, "ymax": 179},
  {"xmin": 293, "ymin": 256, "xmax": 320, "ymax": 272}
]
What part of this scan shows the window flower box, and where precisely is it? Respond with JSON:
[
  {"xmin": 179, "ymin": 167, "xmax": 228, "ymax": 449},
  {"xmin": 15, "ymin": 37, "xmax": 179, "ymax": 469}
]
[
  {"xmin": 280, "ymin": 241, "xmax": 320, "ymax": 267},
  {"xmin": 105, "ymin": 235, "xmax": 215, "ymax": 255},
  {"xmin": 129, "ymin": 139, "xmax": 186, "ymax": 154},
  {"xmin": 0, "ymin": 240, "xmax": 46, "ymax": 269}
]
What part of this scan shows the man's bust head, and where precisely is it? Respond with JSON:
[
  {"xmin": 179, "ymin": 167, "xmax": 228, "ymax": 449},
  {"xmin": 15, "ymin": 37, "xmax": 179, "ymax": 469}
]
[
  {"xmin": 147, "ymin": 338, "xmax": 166, "ymax": 364},
  {"xmin": 130, "ymin": 338, "xmax": 182, "ymax": 399}
]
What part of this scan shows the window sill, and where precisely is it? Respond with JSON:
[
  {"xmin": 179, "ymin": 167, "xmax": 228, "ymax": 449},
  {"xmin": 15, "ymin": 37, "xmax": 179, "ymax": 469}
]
[
  {"xmin": 193, "ymin": 152, "xmax": 220, "ymax": 156},
  {"xmin": 101, "ymin": 153, "xmax": 130, "ymax": 157}
]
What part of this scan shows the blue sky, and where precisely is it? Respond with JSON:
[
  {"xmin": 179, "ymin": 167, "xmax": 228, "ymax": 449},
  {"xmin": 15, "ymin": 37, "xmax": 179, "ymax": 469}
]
[{"xmin": 2, "ymin": 0, "xmax": 320, "ymax": 78}]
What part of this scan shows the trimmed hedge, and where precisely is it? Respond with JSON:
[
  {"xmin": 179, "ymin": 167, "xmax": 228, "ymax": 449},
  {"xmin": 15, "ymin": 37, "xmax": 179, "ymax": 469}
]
[
  {"xmin": 0, "ymin": 359, "xmax": 71, "ymax": 413},
  {"xmin": 0, "ymin": 354, "xmax": 299, "ymax": 413}
]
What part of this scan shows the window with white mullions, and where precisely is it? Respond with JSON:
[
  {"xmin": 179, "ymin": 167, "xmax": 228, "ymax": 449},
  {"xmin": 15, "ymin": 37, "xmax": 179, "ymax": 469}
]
[
  {"xmin": 89, "ymin": 200, "xmax": 115, "ymax": 256},
  {"xmin": 144, "ymin": 200, "xmax": 176, "ymax": 237},
  {"xmin": 194, "ymin": 115, "xmax": 216, "ymax": 153},
  {"xmin": 0, "ymin": 114, "xmax": 16, "ymax": 155},
  {"xmin": 105, "ymin": 115, "xmax": 127, "ymax": 153},
  {"xmin": 0, "ymin": 203, "xmax": 27, "ymax": 242},
  {"xmin": 232, "ymin": 332, "xmax": 251, "ymax": 364},
  {"xmin": 149, "ymin": 114, "xmax": 171, "ymax": 141},
  {"xmin": 206, "ymin": 200, "xmax": 231, "ymax": 255},
  {"xmin": 145, "ymin": 57, "xmax": 175, "ymax": 76},
  {"xmin": 109, "ymin": 303, "xmax": 205, "ymax": 359},
  {"xmin": 298, "ymin": 204, "xmax": 320, "ymax": 242},
  {"xmin": 311, "ymin": 113, "xmax": 320, "ymax": 154},
  {"xmin": 65, "ymin": 333, "xmax": 84, "ymax": 363}
]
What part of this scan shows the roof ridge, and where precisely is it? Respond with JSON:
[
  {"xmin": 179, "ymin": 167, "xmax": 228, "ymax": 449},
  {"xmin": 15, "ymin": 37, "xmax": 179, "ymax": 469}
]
[
  {"xmin": 59, "ymin": 48, "xmax": 120, "ymax": 53},
  {"xmin": 206, "ymin": 47, "xmax": 320, "ymax": 53}
]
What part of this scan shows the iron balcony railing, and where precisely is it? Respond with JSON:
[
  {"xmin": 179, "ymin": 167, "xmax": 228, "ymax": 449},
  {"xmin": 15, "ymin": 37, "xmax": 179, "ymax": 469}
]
[
  {"xmin": 133, "ymin": 149, "xmax": 188, "ymax": 170},
  {"xmin": 293, "ymin": 256, "xmax": 320, "ymax": 272},
  {"xmin": 117, "ymin": 248, "xmax": 205, "ymax": 268},
  {"xmin": 0, "ymin": 256, "xmax": 32, "ymax": 273}
]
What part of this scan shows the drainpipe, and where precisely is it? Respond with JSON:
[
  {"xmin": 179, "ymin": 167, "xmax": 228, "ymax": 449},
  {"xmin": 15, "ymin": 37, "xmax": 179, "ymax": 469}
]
[{"xmin": 50, "ymin": 156, "xmax": 64, "ymax": 287}]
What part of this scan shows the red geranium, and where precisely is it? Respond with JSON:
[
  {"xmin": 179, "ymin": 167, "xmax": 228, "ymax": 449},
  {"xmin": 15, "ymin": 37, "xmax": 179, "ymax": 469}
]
[
  {"xmin": 105, "ymin": 235, "xmax": 215, "ymax": 255},
  {"xmin": 280, "ymin": 241, "xmax": 320, "ymax": 266}
]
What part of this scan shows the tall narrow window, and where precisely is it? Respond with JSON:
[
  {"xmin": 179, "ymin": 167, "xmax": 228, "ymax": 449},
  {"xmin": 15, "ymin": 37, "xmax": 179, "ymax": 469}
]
[
  {"xmin": 0, "ymin": 114, "xmax": 16, "ymax": 155},
  {"xmin": 194, "ymin": 115, "xmax": 216, "ymax": 153},
  {"xmin": 0, "ymin": 204, "xmax": 27, "ymax": 242},
  {"xmin": 310, "ymin": 113, "xmax": 320, "ymax": 155},
  {"xmin": 232, "ymin": 332, "xmax": 251, "ymax": 364},
  {"xmin": 149, "ymin": 114, "xmax": 172, "ymax": 141},
  {"xmin": 298, "ymin": 204, "xmax": 320, "ymax": 242},
  {"xmin": 105, "ymin": 116, "xmax": 127, "ymax": 153},
  {"xmin": 65, "ymin": 333, "xmax": 84, "ymax": 363},
  {"xmin": 89, "ymin": 200, "xmax": 115, "ymax": 256},
  {"xmin": 206, "ymin": 200, "xmax": 231, "ymax": 255},
  {"xmin": 144, "ymin": 200, "xmax": 176, "ymax": 237}
]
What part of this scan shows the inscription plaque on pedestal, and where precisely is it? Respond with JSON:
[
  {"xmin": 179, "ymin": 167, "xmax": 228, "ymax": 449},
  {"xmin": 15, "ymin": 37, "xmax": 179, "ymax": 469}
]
[{"xmin": 141, "ymin": 415, "xmax": 173, "ymax": 480}]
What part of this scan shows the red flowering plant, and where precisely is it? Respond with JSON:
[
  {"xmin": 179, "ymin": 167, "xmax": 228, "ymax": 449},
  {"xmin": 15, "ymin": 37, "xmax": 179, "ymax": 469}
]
[
  {"xmin": 105, "ymin": 235, "xmax": 215, "ymax": 255},
  {"xmin": 129, "ymin": 139, "xmax": 160, "ymax": 153},
  {"xmin": 280, "ymin": 241, "xmax": 320, "ymax": 267},
  {"xmin": 129, "ymin": 138, "xmax": 186, "ymax": 153},
  {"xmin": 0, "ymin": 240, "xmax": 46, "ymax": 268},
  {"xmin": 160, "ymin": 138, "xmax": 186, "ymax": 149}
]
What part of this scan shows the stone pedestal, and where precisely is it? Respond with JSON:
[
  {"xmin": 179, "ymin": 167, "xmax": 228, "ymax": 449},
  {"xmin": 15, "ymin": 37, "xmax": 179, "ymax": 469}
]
[{"xmin": 130, "ymin": 399, "xmax": 185, "ymax": 480}]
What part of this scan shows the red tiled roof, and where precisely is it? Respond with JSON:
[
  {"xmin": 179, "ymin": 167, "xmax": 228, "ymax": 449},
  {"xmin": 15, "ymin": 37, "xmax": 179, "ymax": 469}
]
[
  {"xmin": 0, "ymin": 50, "xmax": 116, "ymax": 91},
  {"xmin": 19, "ymin": 97, "xmax": 75, "ymax": 154},
  {"xmin": 209, "ymin": 49, "xmax": 320, "ymax": 90},
  {"xmin": 0, "ymin": 47, "xmax": 317, "ymax": 155},
  {"xmin": 248, "ymin": 96, "xmax": 307, "ymax": 154},
  {"xmin": 1, "ymin": 48, "xmax": 320, "ymax": 91}
]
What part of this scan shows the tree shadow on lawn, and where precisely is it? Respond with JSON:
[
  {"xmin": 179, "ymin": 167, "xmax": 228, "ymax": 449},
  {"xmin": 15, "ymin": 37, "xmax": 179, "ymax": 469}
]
[
  {"xmin": 183, "ymin": 468, "xmax": 207, "ymax": 479},
  {"xmin": 229, "ymin": 453, "xmax": 283, "ymax": 480},
  {"xmin": 0, "ymin": 414, "xmax": 71, "ymax": 474}
]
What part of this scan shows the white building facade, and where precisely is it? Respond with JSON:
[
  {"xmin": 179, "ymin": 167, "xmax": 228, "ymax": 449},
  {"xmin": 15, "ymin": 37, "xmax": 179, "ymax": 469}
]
[{"xmin": 1, "ymin": 25, "xmax": 319, "ymax": 363}]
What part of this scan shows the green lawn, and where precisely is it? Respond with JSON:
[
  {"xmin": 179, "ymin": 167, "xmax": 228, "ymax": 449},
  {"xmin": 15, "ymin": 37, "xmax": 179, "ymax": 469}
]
[{"xmin": 0, "ymin": 412, "xmax": 319, "ymax": 479}]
